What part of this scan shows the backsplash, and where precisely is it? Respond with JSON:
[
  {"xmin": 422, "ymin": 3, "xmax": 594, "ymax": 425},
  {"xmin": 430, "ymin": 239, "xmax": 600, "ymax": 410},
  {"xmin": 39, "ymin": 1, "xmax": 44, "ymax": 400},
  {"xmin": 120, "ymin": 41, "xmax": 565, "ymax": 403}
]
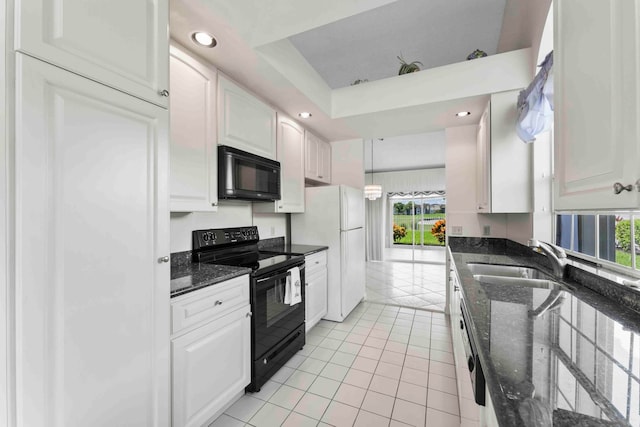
[{"xmin": 170, "ymin": 203, "xmax": 287, "ymax": 252}]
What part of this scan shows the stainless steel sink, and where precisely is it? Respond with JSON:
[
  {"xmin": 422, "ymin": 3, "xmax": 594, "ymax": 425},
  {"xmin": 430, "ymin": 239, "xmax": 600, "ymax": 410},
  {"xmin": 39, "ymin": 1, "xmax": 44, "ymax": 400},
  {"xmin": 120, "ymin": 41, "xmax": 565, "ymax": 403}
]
[
  {"xmin": 472, "ymin": 274, "xmax": 569, "ymax": 290},
  {"xmin": 467, "ymin": 263, "xmax": 574, "ymax": 291},
  {"xmin": 466, "ymin": 263, "xmax": 551, "ymax": 280}
]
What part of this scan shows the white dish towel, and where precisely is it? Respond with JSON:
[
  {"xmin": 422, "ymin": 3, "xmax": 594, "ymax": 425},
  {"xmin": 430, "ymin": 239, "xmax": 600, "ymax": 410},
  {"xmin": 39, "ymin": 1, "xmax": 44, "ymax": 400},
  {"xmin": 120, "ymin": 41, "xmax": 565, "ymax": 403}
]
[{"xmin": 284, "ymin": 267, "xmax": 302, "ymax": 306}]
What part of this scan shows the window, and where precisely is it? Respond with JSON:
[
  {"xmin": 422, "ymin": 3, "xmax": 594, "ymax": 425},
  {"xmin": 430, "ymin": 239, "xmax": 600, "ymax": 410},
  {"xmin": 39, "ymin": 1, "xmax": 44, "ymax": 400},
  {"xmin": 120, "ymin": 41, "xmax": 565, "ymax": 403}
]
[{"xmin": 555, "ymin": 212, "xmax": 640, "ymax": 271}]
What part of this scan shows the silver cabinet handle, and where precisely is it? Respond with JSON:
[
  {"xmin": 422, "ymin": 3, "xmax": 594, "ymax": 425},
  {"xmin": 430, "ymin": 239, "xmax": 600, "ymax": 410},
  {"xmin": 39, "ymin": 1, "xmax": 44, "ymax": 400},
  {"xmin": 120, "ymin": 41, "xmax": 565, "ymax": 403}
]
[
  {"xmin": 278, "ymin": 205, "xmax": 283, "ymax": 209},
  {"xmin": 211, "ymin": 202, "xmax": 217, "ymax": 206},
  {"xmin": 454, "ymin": 285, "xmax": 459, "ymax": 291},
  {"xmin": 305, "ymin": 282, "xmax": 309, "ymax": 287},
  {"xmin": 318, "ymin": 175, "xmax": 323, "ymax": 179},
  {"xmin": 159, "ymin": 89, "xmax": 169, "ymax": 97},
  {"xmin": 215, "ymin": 300, "xmax": 223, "ymax": 306},
  {"xmin": 246, "ymin": 312, "xmax": 252, "ymax": 317},
  {"xmin": 158, "ymin": 256, "xmax": 169, "ymax": 263},
  {"xmin": 613, "ymin": 182, "xmax": 633, "ymax": 194},
  {"xmin": 315, "ymin": 261, "xmax": 320, "ymax": 264}
]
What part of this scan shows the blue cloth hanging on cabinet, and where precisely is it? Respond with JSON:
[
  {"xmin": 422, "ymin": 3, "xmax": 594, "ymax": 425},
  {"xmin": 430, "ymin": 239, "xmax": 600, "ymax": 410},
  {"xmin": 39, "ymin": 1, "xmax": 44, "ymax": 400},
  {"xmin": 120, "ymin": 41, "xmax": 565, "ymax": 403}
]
[{"xmin": 516, "ymin": 51, "xmax": 554, "ymax": 143}]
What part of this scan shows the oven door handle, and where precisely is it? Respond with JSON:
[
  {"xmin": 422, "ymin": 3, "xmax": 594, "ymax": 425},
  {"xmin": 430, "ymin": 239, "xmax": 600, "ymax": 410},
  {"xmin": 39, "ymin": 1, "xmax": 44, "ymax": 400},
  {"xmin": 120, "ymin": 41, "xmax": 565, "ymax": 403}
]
[{"xmin": 255, "ymin": 264, "xmax": 305, "ymax": 285}]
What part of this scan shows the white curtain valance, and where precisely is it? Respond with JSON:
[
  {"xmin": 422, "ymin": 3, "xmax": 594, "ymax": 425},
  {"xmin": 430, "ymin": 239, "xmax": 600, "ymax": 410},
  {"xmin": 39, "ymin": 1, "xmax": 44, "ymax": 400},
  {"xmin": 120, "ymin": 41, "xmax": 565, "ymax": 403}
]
[
  {"xmin": 365, "ymin": 168, "xmax": 445, "ymax": 193},
  {"xmin": 516, "ymin": 51, "xmax": 554, "ymax": 143}
]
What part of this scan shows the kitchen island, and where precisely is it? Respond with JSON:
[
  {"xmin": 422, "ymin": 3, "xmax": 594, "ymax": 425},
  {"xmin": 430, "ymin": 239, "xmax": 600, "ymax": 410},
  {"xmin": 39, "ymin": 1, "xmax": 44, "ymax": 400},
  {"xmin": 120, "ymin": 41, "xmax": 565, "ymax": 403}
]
[{"xmin": 448, "ymin": 237, "xmax": 640, "ymax": 427}]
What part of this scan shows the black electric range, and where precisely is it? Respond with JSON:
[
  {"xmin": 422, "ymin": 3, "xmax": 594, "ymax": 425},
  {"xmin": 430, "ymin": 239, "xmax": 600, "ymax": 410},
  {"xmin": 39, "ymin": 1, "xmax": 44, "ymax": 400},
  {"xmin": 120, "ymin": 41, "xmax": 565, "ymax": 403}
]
[{"xmin": 192, "ymin": 226, "xmax": 306, "ymax": 392}]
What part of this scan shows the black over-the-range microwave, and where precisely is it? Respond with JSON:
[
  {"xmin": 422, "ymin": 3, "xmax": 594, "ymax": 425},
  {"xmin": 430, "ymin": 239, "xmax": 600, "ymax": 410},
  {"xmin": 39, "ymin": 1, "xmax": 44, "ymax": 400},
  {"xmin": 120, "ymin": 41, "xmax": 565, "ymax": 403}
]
[{"xmin": 218, "ymin": 145, "xmax": 281, "ymax": 202}]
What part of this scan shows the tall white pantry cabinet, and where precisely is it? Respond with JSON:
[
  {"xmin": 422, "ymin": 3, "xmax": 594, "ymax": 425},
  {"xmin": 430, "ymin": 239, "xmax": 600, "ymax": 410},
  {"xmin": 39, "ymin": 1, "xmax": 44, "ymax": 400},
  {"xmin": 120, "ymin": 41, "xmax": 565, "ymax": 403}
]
[{"xmin": 7, "ymin": 0, "xmax": 171, "ymax": 426}]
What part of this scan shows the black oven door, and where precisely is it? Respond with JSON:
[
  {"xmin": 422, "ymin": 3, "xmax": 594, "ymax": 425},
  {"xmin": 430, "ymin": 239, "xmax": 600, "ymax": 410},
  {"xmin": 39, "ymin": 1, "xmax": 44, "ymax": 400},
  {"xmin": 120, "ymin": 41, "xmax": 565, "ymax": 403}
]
[{"xmin": 251, "ymin": 264, "xmax": 306, "ymax": 360}]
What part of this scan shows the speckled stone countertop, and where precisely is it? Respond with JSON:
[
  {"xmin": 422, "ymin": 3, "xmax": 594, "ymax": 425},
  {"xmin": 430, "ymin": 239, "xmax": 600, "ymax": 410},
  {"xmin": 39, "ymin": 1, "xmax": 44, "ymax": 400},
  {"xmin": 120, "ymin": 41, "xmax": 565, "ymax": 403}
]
[
  {"xmin": 261, "ymin": 243, "xmax": 329, "ymax": 256},
  {"xmin": 448, "ymin": 237, "xmax": 640, "ymax": 427},
  {"xmin": 170, "ymin": 250, "xmax": 251, "ymax": 298},
  {"xmin": 257, "ymin": 237, "xmax": 328, "ymax": 255}
]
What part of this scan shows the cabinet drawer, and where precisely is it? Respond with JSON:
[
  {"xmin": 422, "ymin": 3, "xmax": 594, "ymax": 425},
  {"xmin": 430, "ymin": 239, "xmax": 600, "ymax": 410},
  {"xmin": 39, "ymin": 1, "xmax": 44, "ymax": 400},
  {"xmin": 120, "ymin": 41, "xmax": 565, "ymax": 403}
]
[
  {"xmin": 305, "ymin": 251, "xmax": 327, "ymax": 275},
  {"xmin": 172, "ymin": 275, "xmax": 249, "ymax": 335}
]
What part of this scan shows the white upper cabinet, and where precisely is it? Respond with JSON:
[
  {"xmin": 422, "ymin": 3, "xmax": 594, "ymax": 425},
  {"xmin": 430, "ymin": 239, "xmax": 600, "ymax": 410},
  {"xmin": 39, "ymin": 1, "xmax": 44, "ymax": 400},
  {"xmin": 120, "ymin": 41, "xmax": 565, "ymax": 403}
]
[
  {"xmin": 554, "ymin": 0, "xmax": 640, "ymax": 210},
  {"xmin": 476, "ymin": 91, "xmax": 532, "ymax": 213},
  {"xmin": 305, "ymin": 131, "xmax": 332, "ymax": 184},
  {"xmin": 217, "ymin": 74, "xmax": 277, "ymax": 160},
  {"xmin": 254, "ymin": 114, "xmax": 305, "ymax": 213},
  {"xmin": 14, "ymin": 0, "xmax": 169, "ymax": 108},
  {"xmin": 169, "ymin": 44, "xmax": 218, "ymax": 212},
  {"xmin": 14, "ymin": 53, "xmax": 170, "ymax": 427},
  {"xmin": 476, "ymin": 105, "xmax": 491, "ymax": 212}
]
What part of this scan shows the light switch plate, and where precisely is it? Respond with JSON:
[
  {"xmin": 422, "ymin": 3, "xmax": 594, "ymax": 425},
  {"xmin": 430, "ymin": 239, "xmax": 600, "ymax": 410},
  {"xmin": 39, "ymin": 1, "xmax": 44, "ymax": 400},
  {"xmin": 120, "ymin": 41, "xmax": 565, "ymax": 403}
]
[{"xmin": 483, "ymin": 225, "xmax": 491, "ymax": 236}]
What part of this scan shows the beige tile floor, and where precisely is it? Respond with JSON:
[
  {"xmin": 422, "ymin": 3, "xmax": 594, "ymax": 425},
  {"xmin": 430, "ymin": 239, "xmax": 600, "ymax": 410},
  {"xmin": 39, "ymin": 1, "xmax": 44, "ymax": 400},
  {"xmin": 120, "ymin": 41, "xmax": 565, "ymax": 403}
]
[
  {"xmin": 211, "ymin": 303, "xmax": 461, "ymax": 427},
  {"xmin": 365, "ymin": 262, "xmax": 447, "ymax": 311}
]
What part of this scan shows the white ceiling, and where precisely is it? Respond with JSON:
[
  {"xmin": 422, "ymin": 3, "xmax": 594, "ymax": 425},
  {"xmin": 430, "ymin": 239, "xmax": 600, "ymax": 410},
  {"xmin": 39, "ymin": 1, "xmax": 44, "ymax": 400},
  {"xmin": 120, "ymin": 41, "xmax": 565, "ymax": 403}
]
[
  {"xmin": 169, "ymin": 0, "xmax": 549, "ymax": 142},
  {"xmin": 289, "ymin": 0, "xmax": 507, "ymax": 89},
  {"xmin": 364, "ymin": 131, "xmax": 446, "ymax": 172}
]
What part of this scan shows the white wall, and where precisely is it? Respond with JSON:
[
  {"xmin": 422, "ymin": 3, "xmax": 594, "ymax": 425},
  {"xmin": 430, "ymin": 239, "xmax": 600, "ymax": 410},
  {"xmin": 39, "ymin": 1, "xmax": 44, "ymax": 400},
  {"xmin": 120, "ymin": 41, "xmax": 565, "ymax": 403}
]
[
  {"xmin": 170, "ymin": 202, "xmax": 288, "ymax": 252},
  {"xmin": 445, "ymin": 125, "xmax": 508, "ymax": 238},
  {"xmin": 253, "ymin": 213, "xmax": 287, "ymax": 241},
  {"xmin": 331, "ymin": 138, "xmax": 364, "ymax": 189}
]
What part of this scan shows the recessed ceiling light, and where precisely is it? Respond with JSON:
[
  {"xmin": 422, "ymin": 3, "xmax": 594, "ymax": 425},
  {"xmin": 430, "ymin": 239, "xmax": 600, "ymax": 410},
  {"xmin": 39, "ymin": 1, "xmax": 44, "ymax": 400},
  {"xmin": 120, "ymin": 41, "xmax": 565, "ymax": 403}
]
[
  {"xmin": 191, "ymin": 32, "xmax": 217, "ymax": 48},
  {"xmin": 456, "ymin": 111, "xmax": 471, "ymax": 117},
  {"xmin": 298, "ymin": 112, "xmax": 312, "ymax": 119}
]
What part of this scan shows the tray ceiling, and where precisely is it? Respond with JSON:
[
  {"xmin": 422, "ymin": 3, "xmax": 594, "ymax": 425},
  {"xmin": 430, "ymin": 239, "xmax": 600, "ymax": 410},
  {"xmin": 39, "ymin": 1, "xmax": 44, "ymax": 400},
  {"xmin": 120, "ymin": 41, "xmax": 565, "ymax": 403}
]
[{"xmin": 289, "ymin": 0, "xmax": 507, "ymax": 89}]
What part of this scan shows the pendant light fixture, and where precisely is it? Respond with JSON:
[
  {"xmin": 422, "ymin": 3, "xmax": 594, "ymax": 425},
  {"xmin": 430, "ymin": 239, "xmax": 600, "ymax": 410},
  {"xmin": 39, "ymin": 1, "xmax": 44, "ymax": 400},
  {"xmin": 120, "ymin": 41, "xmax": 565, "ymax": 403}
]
[{"xmin": 364, "ymin": 139, "xmax": 382, "ymax": 200}]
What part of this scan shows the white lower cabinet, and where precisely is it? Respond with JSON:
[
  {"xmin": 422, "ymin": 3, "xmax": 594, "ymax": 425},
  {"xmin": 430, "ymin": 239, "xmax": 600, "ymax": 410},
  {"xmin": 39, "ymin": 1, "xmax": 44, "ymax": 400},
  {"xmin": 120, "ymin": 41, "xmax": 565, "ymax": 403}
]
[
  {"xmin": 448, "ymin": 251, "xmax": 497, "ymax": 427},
  {"xmin": 305, "ymin": 251, "xmax": 328, "ymax": 331},
  {"xmin": 171, "ymin": 276, "xmax": 251, "ymax": 427}
]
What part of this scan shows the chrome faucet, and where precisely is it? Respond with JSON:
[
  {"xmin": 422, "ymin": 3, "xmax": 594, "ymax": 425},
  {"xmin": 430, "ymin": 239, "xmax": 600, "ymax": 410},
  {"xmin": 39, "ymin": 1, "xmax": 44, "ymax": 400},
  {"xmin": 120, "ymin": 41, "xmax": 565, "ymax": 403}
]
[{"xmin": 527, "ymin": 239, "xmax": 567, "ymax": 279}]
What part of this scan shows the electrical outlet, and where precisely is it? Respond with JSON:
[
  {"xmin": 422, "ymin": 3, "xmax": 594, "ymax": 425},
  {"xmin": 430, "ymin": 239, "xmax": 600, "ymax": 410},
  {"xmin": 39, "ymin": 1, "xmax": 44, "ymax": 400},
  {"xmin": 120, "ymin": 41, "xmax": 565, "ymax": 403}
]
[
  {"xmin": 270, "ymin": 226, "xmax": 275, "ymax": 236},
  {"xmin": 451, "ymin": 226, "xmax": 463, "ymax": 235},
  {"xmin": 483, "ymin": 225, "xmax": 491, "ymax": 236}
]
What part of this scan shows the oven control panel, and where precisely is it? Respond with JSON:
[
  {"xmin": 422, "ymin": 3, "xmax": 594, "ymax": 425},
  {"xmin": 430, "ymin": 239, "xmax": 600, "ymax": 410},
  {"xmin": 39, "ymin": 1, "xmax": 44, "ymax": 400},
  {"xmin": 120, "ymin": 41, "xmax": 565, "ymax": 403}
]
[{"xmin": 193, "ymin": 226, "xmax": 259, "ymax": 250}]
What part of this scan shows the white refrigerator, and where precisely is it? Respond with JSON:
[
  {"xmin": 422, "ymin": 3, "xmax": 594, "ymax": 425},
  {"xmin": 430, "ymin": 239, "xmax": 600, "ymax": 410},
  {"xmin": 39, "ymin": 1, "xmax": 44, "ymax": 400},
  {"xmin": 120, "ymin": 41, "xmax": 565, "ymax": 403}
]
[{"xmin": 291, "ymin": 185, "xmax": 366, "ymax": 322}]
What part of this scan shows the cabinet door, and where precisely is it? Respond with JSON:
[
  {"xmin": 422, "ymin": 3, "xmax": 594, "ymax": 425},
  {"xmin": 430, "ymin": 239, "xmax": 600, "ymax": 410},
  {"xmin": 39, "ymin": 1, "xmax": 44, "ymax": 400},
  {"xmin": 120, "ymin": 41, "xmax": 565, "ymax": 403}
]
[
  {"xmin": 169, "ymin": 45, "xmax": 218, "ymax": 212},
  {"xmin": 305, "ymin": 131, "xmax": 320, "ymax": 180},
  {"xmin": 15, "ymin": 0, "xmax": 169, "ymax": 108},
  {"xmin": 490, "ymin": 91, "xmax": 531, "ymax": 213},
  {"xmin": 476, "ymin": 103, "xmax": 491, "ymax": 212},
  {"xmin": 554, "ymin": 0, "xmax": 640, "ymax": 209},
  {"xmin": 306, "ymin": 269, "xmax": 328, "ymax": 331},
  {"xmin": 172, "ymin": 306, "xmax": 251, "ymax": 427},
  {"xmin": 15, "ymin": 53, "xmax": 170, "ymax": 427},
  {"xmin": 217, "ymin": 75, "xmax": 277, "ymax": 159},
  {"xmin": 318, "ymin": 139, "xmax": 332, "ymax": 183},
  {"xmin": 272, "ymin": 115, "xmax": 305, "ymax": 213}
]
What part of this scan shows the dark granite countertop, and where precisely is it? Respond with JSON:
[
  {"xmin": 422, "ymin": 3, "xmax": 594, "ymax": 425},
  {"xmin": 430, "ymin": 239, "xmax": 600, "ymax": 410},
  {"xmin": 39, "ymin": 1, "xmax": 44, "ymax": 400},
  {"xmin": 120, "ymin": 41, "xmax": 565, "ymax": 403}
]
[
  {"xmin": 260, "ymin": 243, "xmax": 328, "ymax": 256},
  {"xmin": 170, "ymin": 250, "xmax": 251, "ymax": 298},
  {"xmin": 448, "ymin": 237, "xmax": 640, "ymax": 427}
]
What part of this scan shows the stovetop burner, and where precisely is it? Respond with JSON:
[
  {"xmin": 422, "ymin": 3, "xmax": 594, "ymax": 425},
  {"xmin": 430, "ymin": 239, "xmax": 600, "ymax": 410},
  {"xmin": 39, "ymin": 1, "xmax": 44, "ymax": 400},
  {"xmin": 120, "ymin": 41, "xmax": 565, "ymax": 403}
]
[{"xmin": 193, "ymin": 226, "xmax": 304, "ymax": 276}]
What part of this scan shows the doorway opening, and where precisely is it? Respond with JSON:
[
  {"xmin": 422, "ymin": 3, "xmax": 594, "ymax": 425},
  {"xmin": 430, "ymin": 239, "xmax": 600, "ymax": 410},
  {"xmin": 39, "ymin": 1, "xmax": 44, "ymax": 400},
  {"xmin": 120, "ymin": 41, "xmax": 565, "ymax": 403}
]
[{"xmin": 386, "ymin": 191, "xmax": 446, "ymax": 263}]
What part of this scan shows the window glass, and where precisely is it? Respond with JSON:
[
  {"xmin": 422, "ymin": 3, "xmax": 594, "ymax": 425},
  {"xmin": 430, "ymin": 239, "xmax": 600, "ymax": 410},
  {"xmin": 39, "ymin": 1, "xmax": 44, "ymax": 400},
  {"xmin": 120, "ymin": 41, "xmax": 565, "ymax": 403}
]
[
  {"xmin": 576, "ymin": 215, "xmax": 596, "ymax": 257},
  {"xmin": 599, "ymin": 215, "xmax": 617, "ymax": 262},
  {"xmin": 614, "ymin": 213, "xmax": 633, "ymax": 268},
  {"xmin": 556, "ymin": 214, "xmax": 573, "ymax": 250},
  {"xmin": 556, "ymin": 212, "xmax": 640, "ymax": 271}
]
